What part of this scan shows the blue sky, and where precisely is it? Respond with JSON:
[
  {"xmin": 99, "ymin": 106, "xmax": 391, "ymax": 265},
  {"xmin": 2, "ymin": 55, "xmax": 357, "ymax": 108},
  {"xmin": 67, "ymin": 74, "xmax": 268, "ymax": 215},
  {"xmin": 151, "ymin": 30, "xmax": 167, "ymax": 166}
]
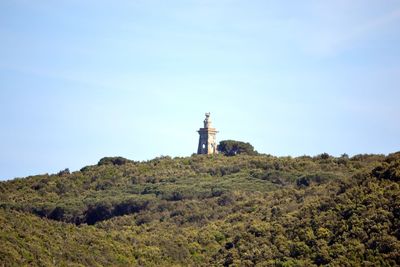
[{"xmin": 1, "ymin": 0, "xmax": 399, "ymax": 180}]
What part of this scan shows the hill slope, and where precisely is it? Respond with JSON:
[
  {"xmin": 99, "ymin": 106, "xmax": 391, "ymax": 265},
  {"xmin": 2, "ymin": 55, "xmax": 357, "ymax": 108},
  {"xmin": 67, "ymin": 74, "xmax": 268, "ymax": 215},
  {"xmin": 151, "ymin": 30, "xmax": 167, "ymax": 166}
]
[{"xmin": 1, "ymin": 153, "xmax": 399, "ymax": 266}]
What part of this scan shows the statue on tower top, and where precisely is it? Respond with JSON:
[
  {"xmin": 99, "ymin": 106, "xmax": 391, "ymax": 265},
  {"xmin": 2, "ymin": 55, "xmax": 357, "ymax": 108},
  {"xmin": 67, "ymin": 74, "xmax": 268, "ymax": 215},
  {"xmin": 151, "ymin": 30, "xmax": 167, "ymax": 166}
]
[{"xmin": 204, "ymin": 112, "xmax": 212, "ymax": 128}]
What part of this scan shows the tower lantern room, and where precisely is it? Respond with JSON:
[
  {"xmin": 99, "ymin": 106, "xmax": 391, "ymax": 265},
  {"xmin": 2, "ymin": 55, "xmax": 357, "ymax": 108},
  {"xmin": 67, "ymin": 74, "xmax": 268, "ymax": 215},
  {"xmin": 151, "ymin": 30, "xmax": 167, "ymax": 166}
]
[{"xmin": 197, "ymin": 113, "xmax": 218, "ymax": 154}]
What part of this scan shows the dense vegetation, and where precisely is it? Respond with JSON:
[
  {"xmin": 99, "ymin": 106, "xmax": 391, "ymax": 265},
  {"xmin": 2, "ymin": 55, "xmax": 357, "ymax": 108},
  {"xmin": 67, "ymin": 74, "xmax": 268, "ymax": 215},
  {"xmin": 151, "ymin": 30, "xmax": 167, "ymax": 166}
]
[
  {"xmin": 217, "ymin": 140, "xmax": 258, "ymax": 156},
  {"xmin": 0, "ymin": 152, "xmax": 399, "ymax": 266}
]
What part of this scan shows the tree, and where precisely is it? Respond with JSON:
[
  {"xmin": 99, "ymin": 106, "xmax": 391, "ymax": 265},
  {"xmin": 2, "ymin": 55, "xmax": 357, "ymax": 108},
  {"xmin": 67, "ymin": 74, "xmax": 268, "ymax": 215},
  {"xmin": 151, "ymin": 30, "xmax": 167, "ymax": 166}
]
[
  {"xmin": 217, "ymin": 140, "xmax": 257, "ymax": 156},
  {"xmin": 97, "ymin": 156, "xmax": 132, "ymax": 166}
]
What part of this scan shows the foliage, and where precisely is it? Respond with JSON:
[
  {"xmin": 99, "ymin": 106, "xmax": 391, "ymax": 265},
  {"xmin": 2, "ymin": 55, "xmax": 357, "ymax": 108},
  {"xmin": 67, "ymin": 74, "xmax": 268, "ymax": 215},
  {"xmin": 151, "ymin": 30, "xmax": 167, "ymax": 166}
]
[
  {"xmin": 218, "ymin": 140, "xmax": 258, "ymax": 156},
  {"xmin": 97, "ymin": 156, "xmax": 133, "ymax": 166},
  {"xmin": 0, "ymin": 152, "xmax": 399, "ymax": 266}
]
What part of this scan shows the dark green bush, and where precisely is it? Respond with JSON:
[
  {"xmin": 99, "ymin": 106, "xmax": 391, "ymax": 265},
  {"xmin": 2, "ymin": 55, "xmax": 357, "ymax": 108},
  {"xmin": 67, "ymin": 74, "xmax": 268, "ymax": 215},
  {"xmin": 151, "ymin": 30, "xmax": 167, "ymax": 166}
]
[
  {"xmin": 98, "ymin": 156, "xmax": 132, "ymax": 166},
  {"xmin": 218, "ymin": 140, "xmax": 258, "ymax": 156}
]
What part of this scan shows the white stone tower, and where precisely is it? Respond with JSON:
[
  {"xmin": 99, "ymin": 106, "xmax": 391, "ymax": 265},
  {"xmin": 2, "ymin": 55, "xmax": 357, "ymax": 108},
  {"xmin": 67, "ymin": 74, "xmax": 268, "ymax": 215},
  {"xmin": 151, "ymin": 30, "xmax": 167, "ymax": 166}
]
[{"xmin": 197, "ymin": 113, "xmax": 218, "ymax": 154}]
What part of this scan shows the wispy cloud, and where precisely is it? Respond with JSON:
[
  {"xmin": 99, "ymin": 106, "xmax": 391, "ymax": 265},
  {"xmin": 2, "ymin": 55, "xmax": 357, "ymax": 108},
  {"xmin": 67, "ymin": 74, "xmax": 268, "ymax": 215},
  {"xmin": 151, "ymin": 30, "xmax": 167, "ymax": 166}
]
[{"xmin": 294, "ymin": 5, "xmax": 400, "ymax": 57}]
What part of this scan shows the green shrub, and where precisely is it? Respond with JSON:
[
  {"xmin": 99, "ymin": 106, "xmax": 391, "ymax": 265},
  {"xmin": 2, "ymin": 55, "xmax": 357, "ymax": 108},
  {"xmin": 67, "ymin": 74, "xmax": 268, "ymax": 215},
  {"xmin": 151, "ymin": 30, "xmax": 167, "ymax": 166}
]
[{"xmin": 217, "ymin": 140, "xmax": 258, "ymax": 156}]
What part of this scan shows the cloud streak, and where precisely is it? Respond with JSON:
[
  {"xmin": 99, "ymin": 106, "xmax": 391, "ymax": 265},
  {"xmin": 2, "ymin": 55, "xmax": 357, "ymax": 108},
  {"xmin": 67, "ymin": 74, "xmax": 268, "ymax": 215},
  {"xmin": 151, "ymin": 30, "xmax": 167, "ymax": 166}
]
[{"xmin": 292, "ymin": 4, "xmax": 400, "ymax": 57}]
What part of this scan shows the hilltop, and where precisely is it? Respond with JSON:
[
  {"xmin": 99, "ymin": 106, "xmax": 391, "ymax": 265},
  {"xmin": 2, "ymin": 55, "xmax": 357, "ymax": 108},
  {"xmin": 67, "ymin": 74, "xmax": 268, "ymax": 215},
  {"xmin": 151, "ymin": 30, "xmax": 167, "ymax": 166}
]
[{"xmin": 0, "ymin": 153, "xmax": 399, "ymax": 266}]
